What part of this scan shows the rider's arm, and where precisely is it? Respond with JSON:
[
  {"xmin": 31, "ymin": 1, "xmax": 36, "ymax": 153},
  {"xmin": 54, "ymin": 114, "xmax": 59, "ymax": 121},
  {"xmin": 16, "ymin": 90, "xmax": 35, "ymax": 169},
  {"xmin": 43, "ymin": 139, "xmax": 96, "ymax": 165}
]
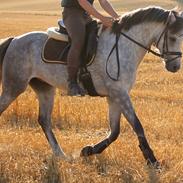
[
  {"xmin": 78, "ymin": 0, "xmax": 113, "ymax": 27},
  {"xmin": 98, "ymin": 0, "xmax": 119, "ymax": 19}
]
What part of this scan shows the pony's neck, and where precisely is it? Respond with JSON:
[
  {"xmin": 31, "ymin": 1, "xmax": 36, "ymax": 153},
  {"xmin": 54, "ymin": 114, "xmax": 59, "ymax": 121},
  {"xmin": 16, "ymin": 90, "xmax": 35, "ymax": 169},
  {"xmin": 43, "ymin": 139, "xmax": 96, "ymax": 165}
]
[
  {"xmin": 127, "ymin": 21, "xmax": 166, "ymax": 65},
  {"xmin": 131, "ymin": 22, "xmax": 165, "ymax": 47},
  {"xmin": 145, "ymin": 22, "xmax": 165, "ymax": 45}
]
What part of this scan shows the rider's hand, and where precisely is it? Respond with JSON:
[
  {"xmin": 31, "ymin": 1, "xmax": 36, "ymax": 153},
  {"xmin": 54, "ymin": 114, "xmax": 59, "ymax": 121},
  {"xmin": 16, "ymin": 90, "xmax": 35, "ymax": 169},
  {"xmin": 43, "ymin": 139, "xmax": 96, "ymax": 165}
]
[{"xmin": 100, "ymin": 16, "xmax": 114, "ymax": 27}]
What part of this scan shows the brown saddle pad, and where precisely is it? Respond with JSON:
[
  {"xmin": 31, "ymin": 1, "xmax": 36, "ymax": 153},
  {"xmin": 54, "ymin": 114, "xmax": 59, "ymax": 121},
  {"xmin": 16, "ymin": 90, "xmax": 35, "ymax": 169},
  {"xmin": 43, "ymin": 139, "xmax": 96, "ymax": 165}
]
[
  {"xmin": 42, "ymin": 37, "xmax": 95, "ymax": 66},
  {"xmin": 42, "ymin": 38, "xmax": 69, "ymax": 64}
]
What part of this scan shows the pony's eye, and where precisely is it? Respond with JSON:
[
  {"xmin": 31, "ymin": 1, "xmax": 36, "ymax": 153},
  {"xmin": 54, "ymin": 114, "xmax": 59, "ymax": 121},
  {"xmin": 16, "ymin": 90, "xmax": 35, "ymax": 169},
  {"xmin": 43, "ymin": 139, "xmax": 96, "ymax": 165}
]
[{"xmin": 169, "ymin": 37, "xmax": 176, "ymax": 42}]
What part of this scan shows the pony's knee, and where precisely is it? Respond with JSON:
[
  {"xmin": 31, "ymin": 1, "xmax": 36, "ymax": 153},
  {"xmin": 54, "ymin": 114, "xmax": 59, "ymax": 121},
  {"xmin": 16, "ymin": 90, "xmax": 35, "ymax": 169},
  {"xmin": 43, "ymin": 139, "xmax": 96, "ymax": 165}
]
[
  {"xmin": 109, "ymin": 128, "xmax": 120, "ymax": 142},
  {"xmin": 38, "ymin": 115, "xmax": 44, "ymax": 125},
  {"xmin": 38, "ymin": 115, "xmax": 50, "ymax": 129}
]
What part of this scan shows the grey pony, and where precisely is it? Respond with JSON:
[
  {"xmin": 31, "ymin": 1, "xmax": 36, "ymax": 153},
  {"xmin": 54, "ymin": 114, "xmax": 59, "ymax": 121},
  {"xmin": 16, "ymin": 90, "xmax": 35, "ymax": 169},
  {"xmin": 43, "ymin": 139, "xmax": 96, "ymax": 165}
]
[{"xmin": 0, "ymin": 6, "xmax": 183, "ymax": 166}]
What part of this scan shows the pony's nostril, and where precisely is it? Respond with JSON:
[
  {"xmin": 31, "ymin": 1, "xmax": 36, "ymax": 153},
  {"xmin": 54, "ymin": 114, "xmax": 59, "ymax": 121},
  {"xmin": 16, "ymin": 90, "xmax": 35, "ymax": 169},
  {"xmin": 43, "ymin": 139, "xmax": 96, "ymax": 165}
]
[{"xmin": 173, "ymin": 66, "xmax": 177, "ymax": 71}]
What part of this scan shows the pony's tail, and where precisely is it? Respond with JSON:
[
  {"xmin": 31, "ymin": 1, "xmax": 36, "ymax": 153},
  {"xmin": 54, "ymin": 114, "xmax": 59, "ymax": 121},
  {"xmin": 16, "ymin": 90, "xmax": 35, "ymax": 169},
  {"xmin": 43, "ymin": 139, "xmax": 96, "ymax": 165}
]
[{"xmin": 0, "ymin": 37, "xmax": 13, "ymax": 83}]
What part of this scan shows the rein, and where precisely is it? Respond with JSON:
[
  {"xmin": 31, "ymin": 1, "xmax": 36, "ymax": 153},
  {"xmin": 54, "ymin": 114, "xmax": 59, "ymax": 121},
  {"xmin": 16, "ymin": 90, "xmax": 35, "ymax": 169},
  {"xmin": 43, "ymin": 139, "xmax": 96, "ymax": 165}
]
[
  {"xmin": 106, "ymin": 12, "xmax": 182, "ymax": 81},
  {"xmin": 106, "ymin": 34, "xmax": 120, "ymax": 81},
  {"xmin": 121, "ymin": 28, "xmax": 182, "ymax": 61}
]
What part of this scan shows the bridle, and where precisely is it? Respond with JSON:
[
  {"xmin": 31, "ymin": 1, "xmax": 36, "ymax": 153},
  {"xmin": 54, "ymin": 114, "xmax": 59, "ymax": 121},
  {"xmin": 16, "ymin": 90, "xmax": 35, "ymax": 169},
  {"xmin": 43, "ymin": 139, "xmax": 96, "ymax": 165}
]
[
  {"xmin": 155, "ymin": 14, "xmax": 182, "ymax": 64},
  {"xmin": 106, "ymin": 11, "xmax": 182, "ymax": 81}
]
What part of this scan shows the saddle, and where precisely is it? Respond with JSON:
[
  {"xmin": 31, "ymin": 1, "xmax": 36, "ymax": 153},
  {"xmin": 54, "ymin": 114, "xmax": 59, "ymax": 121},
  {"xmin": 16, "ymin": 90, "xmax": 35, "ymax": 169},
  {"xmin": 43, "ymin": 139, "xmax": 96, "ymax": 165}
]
[
  {"xmin": 42, "ymin": 20, "xmax": 102, "ymax": 96},
  {"xmin": 42, "ymin": 20, "xmax": 101, "ymax": 66}
]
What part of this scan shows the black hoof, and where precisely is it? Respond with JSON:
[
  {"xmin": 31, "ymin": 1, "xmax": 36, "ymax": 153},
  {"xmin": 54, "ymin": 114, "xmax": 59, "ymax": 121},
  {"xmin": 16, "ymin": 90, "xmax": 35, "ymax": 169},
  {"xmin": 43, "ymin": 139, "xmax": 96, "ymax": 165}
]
[{"xmin": 80, "ymin": 146, "xmax": 93, "ymax": 156}]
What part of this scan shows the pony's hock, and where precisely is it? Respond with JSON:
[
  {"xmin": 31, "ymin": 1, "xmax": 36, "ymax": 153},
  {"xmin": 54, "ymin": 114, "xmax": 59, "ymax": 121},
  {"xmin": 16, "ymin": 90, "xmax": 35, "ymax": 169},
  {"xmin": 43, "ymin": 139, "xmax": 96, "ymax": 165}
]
[{"xmin": 0, "ymin": 7, "xmax": 183, "ymax": 165}]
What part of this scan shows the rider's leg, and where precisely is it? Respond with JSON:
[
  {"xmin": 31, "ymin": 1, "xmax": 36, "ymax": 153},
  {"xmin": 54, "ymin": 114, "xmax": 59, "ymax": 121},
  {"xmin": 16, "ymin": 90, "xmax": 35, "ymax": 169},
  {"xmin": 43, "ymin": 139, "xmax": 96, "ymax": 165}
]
[{"xmin": 63, "ymin": 8, "xmax": 91, "ymax": 96}]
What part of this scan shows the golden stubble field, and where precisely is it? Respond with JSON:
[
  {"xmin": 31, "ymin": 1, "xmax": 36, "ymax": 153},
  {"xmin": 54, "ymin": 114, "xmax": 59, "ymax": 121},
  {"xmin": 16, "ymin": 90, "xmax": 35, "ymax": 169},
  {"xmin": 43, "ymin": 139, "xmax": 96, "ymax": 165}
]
[{"xmin": 0, "ymin": 0, "xmax": 183, "ymax": 183}]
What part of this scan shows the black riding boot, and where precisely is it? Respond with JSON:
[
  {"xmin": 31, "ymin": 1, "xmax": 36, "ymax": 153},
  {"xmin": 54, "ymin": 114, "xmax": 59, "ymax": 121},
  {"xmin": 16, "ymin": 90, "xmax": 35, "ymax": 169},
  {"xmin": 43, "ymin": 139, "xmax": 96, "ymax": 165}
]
[{"xmin": 67, "ymin": 79, "xmax": 85, "ymax": 96}]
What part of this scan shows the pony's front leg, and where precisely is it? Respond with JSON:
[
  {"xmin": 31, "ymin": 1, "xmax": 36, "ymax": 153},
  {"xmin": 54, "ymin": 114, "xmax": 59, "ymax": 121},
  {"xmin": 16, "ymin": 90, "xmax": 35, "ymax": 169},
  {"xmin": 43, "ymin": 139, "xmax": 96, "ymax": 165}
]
[
  {"xmin": 114, "ymin": 90, "xmax": 159, "ymax": 166},
  {"xmin": 81, "ymin": 97, "xmax": 121, "ymax": 156},
  {"xmin": 81, "ymin": 90, "xmax": 159, "ymax": 167}
]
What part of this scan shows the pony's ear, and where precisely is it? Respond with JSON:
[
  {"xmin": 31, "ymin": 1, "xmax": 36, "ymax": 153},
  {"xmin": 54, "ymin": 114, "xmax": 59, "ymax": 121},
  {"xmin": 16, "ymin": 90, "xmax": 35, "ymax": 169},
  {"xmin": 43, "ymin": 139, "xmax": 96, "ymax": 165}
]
[{"xmin": 169, "ymin": 11, "xmax": 176, "ymax": 25}]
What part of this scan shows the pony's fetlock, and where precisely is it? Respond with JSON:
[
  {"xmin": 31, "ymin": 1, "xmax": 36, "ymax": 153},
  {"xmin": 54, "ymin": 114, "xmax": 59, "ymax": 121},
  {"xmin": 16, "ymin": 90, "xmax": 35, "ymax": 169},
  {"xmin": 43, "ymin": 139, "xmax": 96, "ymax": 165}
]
[{"xmin": 139, "ymin": 144, "xmax": 157, "ymax": 165}]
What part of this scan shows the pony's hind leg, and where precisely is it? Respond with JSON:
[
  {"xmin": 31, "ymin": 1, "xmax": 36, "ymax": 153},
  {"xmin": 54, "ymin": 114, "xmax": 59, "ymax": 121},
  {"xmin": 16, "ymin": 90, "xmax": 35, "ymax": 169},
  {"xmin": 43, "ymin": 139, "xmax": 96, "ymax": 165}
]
[
  {"xmin": 81, "ymin": 97, "xmax": 121, "ymax": 156},
  {"xmin": 29, "ymin": 79, "xmax": 66, "ymax": 158},
  {"xmin": 0, "ymin": 78, "xmax": 28, "ymax": 115}
]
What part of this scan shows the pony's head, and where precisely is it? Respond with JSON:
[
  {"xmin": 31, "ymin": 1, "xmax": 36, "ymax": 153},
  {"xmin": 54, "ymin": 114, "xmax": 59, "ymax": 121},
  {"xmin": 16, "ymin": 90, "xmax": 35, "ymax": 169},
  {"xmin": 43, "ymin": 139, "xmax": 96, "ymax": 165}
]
[
  {"xmin": 112, "ymin": 6, "xmax": 183, "ymax": 73},
  {"xmin": 155, "ymin": 10, "xmax": 183, "ymax": 73}
]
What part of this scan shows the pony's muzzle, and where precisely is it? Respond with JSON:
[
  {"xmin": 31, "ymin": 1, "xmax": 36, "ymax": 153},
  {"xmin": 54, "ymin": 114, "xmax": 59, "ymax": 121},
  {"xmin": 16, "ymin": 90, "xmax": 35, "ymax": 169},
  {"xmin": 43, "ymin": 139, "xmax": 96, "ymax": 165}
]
[{"xmin": 165, "ymin": 60, "xmax": 181, "ymax": 72}]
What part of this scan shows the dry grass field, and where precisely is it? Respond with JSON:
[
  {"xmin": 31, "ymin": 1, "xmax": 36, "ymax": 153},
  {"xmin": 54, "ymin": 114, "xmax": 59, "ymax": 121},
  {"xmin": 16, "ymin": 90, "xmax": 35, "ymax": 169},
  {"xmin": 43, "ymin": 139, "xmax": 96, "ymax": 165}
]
[{"xmin": 0, "ymin": 0, "xmax": 183, "ymax": 183}]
